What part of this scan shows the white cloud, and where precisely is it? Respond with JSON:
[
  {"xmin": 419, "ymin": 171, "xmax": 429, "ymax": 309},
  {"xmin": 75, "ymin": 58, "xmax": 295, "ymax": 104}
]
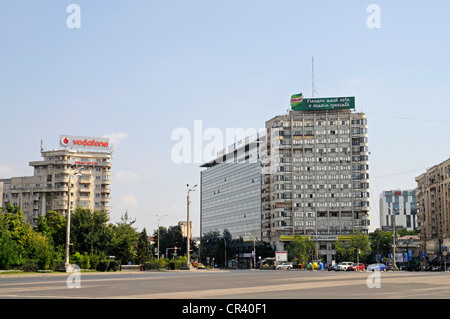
[
  {"xmin": 103, "ymin": 132, "xmax": 129, "ymax": 144},
  {"xmin": 121, "ymin": 195, "xmax": 138, "ymax": 207},
  {"xmin": 116, "ymin": 170, "xmax": 141, "ymax": 182},
  {"xmin": 0, "ymin": 165, "xmax": 13, "ymax": 177}
]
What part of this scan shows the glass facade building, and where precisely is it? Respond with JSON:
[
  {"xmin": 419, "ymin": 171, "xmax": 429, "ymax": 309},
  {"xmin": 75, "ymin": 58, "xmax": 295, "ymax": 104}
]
[
  {"xmin": 379, "ymin": 189, "xmax": 418, "ymax": 232},
  {"xmin": 200, "ymin": 133, "xmax": 264, "ymax": 240},
  {"xmin": 201, "ymin": 163, "xmax": 262, "ymax": 240}
]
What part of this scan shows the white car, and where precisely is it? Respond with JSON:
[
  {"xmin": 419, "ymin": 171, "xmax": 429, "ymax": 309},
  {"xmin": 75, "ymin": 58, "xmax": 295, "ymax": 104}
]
[
  {"xmin": 336, "ymin": 262, "xmax": 354, "ymax": 271},
  {"xmin": 276, "ymin": 262, "xmax": 293, "ymax": 270}
]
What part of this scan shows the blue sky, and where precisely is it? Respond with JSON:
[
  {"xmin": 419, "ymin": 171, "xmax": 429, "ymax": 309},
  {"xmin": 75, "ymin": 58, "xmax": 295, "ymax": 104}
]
[{"xmin": 0, "ymin": 1, "xmax": 449, "ymax": 235}]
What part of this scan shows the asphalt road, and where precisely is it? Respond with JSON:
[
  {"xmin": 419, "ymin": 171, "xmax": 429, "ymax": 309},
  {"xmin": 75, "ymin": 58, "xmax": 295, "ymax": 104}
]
[{"xmin": 1, "ymin": 269, "xmax": 450, "ymax": 300}]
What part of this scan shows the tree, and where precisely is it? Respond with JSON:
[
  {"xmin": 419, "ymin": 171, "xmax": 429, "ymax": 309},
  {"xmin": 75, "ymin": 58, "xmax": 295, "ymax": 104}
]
[
  {"xmin": 286, "ymin": 235, "xmax": 315, "ymax": 265},
  {"xmin": 210, "ymin": 230, "xmax": 233, "ymax": 267},
  {"xmin": 70, "ymin": 208, "xmax": 113, "ymax": 254},
  {"xmin": 255, "ymin": 241, "xmax": 275, "ymax": 259},
  {"xmin": 136, "ymin": 228, "xmax": 152, "ymax": 263},
  {"xmin": 0, "ymin": 203, "xmax": 27, "ymax": 241},
  {"xmin": 200, "ymin": 230, "xmax": 220, "ymax": 264},
  {"xmin": 368, "ymin": 229, "xmax": 393, "ymax": 263},
  {"xmin": 36, "ymin": 211, "xmax": 67, "ymax": 248},
  {"xmin": 397, "ymin": 228, "xmax": 419, "ymax": 237},
  {"xmin": 336, "ymin": 230, "xmax": 371, "ymax": 263},
  {"xmin": 20, "ymin": 226, "xmax": 58, "ymax": 270},
  {"xmin": 0, "ymin": 231, "xmax": 23, "ymax": 269},
  {"xmin": 153, "ymin": 225, "xmax": 184, "ymax": 259},
  {"xmin": 110, "ymin": 212, "xmax": 139, "ymax": 264},
  {"xmin": 0, "ymin": 204, "xmax": 61, "ymax": 270}
]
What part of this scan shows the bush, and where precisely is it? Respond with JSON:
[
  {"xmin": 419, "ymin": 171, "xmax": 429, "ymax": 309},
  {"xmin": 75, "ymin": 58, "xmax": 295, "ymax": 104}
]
[
  {"xmin": 96, "ymin": 260, "xmax": 121, "ymax": 271},
  {"xmin": 142, "ymin": 258, "xmax": 186, "ymax": 270},
  {"xmin": 168, "ymin": 259, "xmax": 183, "ymax": 270},
  {"xmin": 71, "ymin": 252, "xmax": 91, "ymax": 270},
  {"xmin": 21, "ymin": 259, "xmax": 39, "ymax": 272},
  {"xmin": 96, "ymin": 260, "xmax": 110, "ymax": 271},
  {"xmin": 89, "ymin": 252, "xmax": 101, "ymax": 270},
  {"xmin": 143, "ymin": 262, "xmax": 159, "ymax": 270},
  {"xmin": 109, "ymin": 260, "xmax": 121, "ymax": 271}
]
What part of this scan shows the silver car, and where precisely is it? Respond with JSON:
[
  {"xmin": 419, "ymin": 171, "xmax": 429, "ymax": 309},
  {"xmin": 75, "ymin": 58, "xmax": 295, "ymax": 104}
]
[
  {"xmin": 276, "ymin": 262, "xmax": 293, "ymax": 270},
  {"xmin": 336, "ymin": 262, "xmax": 354, "ymax": 271}
]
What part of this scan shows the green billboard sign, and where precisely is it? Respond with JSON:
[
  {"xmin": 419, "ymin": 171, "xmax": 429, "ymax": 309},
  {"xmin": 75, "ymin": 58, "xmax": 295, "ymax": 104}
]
[{"xmin": 290, "ymin": 94, "xmax": 355, "ymax": 111}]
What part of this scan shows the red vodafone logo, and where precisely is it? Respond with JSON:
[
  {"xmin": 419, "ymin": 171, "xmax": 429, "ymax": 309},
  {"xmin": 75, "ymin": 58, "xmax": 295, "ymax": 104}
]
[
  {"xmin": 72, "ymin": 138, "xmax": 109, "ymax": 147},
  {"xmin": 61, "ymin": 136, "xmax": 70, "ymax": 146},
  {"xmin": 60, "ymin": 135, "xmax": 110, "ymax": 150}
]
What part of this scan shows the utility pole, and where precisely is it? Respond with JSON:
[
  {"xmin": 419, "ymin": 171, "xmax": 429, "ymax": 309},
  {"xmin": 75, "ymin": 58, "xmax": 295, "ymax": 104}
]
[
  {"xmin": 392, "ymin": 211, "xmax": 398, "ymax": 270},
  {"xmin": 156, "ymin": 214, "xmax": 168, "ymax": 261},
  {"xmin": 186, "ymin": 184, "xmax": 197, "ymax": 268},
  {"xmin": 65, "ymin": 168, "xmax": 81, "ymax": 272},
  {"xmin": 312, "ymin": 56, "xmax": 315, "ymax": 97}
]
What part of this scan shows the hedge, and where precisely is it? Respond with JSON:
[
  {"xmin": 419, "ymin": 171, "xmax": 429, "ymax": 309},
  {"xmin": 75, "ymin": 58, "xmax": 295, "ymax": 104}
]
[{"xmin": 96, "ymin": 260, "xmax": 121, "ymax": 271}]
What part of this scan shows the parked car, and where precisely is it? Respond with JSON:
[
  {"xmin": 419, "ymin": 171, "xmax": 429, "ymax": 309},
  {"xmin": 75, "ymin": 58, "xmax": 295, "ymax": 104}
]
[
  {"xmin": 276, "ymin": 262, "xmax": 293, "ymax": 270},
  {"xmin": 348, "ymin": 263, "xmax": 365, "ymax": 271},
  {"xmin": 366, "ymin": 263, "xmax": 388, "ymax": 271},
  {"xmin": 327, "ymin": 263, "xmax": 341, "ymax": 271},
  {"xmin": 191, "ymin": 262, "xmax": 205, "ymax": 269},
  {"xmin": 336, "ymin": 262, "xmax": 354, "ymax": 271}
]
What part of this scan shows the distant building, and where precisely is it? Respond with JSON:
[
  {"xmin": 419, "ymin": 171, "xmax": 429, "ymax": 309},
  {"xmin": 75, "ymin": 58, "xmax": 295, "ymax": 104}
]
[
  {"xmin": 379, "ymin": 190, "xmax": 418, "ymax": 232},
  {"xmin": 173, "ymin": 221, "xmax": 193, "ymax": 240}
]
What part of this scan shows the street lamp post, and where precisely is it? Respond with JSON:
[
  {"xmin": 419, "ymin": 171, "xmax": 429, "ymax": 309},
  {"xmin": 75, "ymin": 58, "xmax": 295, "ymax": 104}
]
[
  {"xmin": 186, "ymin": 184, "xmax": 197, "ymax": 268},
  {"xmin": 223, "ymin": 236, "xmax": 227, "ymax": 268},
  {"xmin": 65, "ymin": 169, "xmax": 81, "ymax": 272},
  {"xmin": 245, "ymin": 233, "xmax": 256, "ymax": 270},
  {"xmin": 156, "ymin": 214, "xmax": 168, "ymax": 261},
  {"xmin": 387, "ymin": 207, "xmax": 399, "ymax": 270}
]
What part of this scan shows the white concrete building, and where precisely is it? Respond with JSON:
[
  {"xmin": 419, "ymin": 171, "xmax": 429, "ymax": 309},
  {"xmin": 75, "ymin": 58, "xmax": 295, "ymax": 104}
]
[
  {"xmin": 416, "ymin": 157, "xmax": 450, "ymax": 258},
  {"xmin": 262, "ymin": 98, "xmax": 371, "ymax": 263},
  {"xmin": 1, "ymin": 135, "xmax": 112, "ymax": 225}
]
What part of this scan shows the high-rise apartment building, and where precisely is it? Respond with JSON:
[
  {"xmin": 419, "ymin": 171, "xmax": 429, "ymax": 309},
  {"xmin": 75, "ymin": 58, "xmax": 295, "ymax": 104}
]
[
  {"xmin": 379, "ymin": 189, "xmax": 418, "ymax": 232},
  {"xmin": 199, "ymin": 95, "xmax": 371, "ymax": 264},
  {"xmin": 415, "ymin": 157, "xmax": 450, "ymax": 258},
  {"xmin": 262, "ymin": 97, "xmax": 370, "ymax": 263},
  {"xmin": 0, "ymin": 135, "xmax": 112, "ymax": 225}
]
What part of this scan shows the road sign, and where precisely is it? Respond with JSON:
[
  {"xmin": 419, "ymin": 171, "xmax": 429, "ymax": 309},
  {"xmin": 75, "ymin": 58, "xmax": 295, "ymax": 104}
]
[{"xmin": 275, "ymin": 251, "xmax": 287, "ymax": 262}]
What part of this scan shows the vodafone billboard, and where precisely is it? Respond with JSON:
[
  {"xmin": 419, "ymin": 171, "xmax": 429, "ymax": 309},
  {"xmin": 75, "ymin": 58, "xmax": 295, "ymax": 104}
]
[{"xmin": 60, "ymin": 135, "xmax": 111, "ymax": 152}]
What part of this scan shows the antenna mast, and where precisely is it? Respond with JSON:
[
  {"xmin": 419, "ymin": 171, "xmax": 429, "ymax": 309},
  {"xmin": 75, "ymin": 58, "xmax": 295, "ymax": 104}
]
[
  {"xmin": 312, "ymin": 56, "xmax": 315, "ymax": 97},
  {"xmin": 40, "ymin": 139, "xmax": 46, "ymax": 153}
]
